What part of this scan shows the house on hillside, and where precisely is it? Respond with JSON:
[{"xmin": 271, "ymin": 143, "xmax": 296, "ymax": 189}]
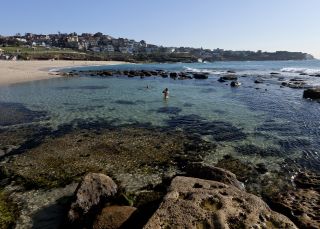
[{"xmin": 102, "ymin": 45, "xmax": 114, "ymax": 53}]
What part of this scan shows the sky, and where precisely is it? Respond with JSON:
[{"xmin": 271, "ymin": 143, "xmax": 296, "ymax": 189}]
[{"xmin": 2, "ymin": 0, "xmax": 320, "ymax": 57}]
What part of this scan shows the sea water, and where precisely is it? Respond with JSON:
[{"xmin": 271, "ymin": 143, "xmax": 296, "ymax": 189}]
[{"xmin": 1, "ymin": 60, "xmax": 320, "ymax": 171}]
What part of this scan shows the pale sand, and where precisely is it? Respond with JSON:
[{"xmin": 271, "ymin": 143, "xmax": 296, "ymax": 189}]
[{"xmin": 0, "ymin": 60, "xmax": 128, "ymax": 86}]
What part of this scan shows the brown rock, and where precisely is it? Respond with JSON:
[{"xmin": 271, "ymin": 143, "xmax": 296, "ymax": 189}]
[
  {"xmin": 185, "ymin": 162, "xmax": 244, "ymax": 190},
  {"xmin": 93, "ymin": 206, "xmax": 137, "ymax": 229},
  {"xmin": 68, "ymin": 173, "xmax": 118, "ymax": 222},
  {"xmin": 144, "ymin": 176, "xmax": 297, "ymax": 229},
  {"xmin": 270, "ymin": 189, "xmax": 320, "ymax": 229}
]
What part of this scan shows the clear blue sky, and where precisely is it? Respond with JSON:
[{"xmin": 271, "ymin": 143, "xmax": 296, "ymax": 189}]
[{"xmin": 2, "ymin": 0, "xmax": 320, "ymax": 57}]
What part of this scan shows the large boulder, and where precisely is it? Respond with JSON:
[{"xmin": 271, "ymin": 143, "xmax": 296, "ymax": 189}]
[
  {"xmin": 303, "ymin": 88, "xmax": 320, "ymax": 99},
  {"xmin": 185, "ymin": 163, "xmax": 244, "ymax": 190},
  {"xmin": 93, "ymin": 206, "xmax": 137, "ymax": 229},
  {"xmin": 68, "ymin": 173, "xmax": 118, "ymax": 222},
  {"xmin": 144, "ymin": 176, "xmax": 297, "ymax": 229}
]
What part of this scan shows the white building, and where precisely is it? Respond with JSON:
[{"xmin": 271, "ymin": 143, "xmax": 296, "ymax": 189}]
[
  {"xmin": 90, "ymin": 47, "xmax": 100, "ymax": 52},
  {"xmin": 103, "ymin": 45, "xmax": 114, "ymax": 52}
]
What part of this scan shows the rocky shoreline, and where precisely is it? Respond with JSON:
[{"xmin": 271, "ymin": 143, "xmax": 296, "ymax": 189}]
[
  {"xmin": 0, "ymin": 118, "xmax": 319, "ymax": 228},
  {"xmin": 0, "ymin": 67, "xmax": 320, "ymax": 228},
  {"xmin": 59, "ymin": 68, "xmax": 320, "ymax": 101}
]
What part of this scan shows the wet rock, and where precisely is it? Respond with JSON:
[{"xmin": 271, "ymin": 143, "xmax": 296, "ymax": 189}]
[
  {"xmin": 216, "ymin": 155, "xmax": 259, "ymax": 183},
  {"xmin": 254, "ymin": 78, "xmax": 264, "ymax": 84},
  {"xmin": 270, "ymin": 188, "xmax": 320, "ymax": 229},
  {"xmin": 100, "ymin": 71, "xmax": 113, "ymax": 76},
  {"xmin": 227, "ymin": 70, "xmax": 236, "ymax": 74},
  {"xmin": 93, "ymin": 206, "xmax": 137, "ymax": 229},
  {"xmin": 303, "ymin": 88, "xmax": 320, "ymax": 99},
  {"xmin": 230, "ymin": 81, "xmax": 241, "ymax": 87},
  {"xmin": 294, "ymin": 171, "xmax": 320, "ymax": 190},
  {"xmin": 169, "ymin": 72, "xmax": 178, "ymax": 79},
  {"xmin": 144, "ymin": 176, "xmax": 297, "ymax": 229},
  {"xmin": 270, "ymin": 72, "xmax": 280, "ymax": 75},
  {"xmin": 68, "ymin": 173, "xmax": 118, "ymax": 222},
  {"xmin": 160, "ymin": 73, "xmax": 168, "ymax": 78},
  {"xmin": 221, "ymin": 75, "xmax": 237, "ymax": 81},
  {"xmin": 193, "ymin": 73, "xmax": 208, "ymax": 79},
  {"xmin": 282, "ymin": 81, "xmax": 307, "ymax": 89},
  {"xmin": 217, "ymin": 78, "xmax": 226, "ymax": 83},
  {"xmin": 185, "ymin": 162, "xmax": 244, "ymax": 190}
]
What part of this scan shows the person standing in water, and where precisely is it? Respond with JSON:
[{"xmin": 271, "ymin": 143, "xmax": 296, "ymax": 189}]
[{"xmin": 162, "ymin": 88, "xmax": 169, "ymax": 99}]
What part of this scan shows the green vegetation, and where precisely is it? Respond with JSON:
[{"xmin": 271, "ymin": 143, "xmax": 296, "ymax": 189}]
[{"xmin": 0, "ymin": 191, "xmax": 17, "ymax": 229}]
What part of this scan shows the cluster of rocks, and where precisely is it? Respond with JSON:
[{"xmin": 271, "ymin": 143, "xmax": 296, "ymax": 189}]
[
  {"xmin": 65, "ymin": 164, "xmax": 298, "ymax": 229},
  {"xmin": 77, "ymin": 69, "xmax": 209, "ymax": 80},
  {"xmin": 281, "ymin": 78, "xmax": 308, "ymax": 89}
]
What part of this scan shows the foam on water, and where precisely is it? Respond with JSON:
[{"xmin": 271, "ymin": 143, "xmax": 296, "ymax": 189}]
[{"xmin": 281, "ymin": 67, "xmax": 320, "ymax": 75}]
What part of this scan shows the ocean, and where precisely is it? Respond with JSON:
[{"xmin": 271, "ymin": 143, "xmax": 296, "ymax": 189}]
[{"xmin": 1, "ymin": 60, "xmax": 320, "ymax": 172}]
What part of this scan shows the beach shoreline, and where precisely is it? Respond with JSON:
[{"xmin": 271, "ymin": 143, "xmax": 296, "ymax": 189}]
[{"xmin": 0, "ymin": 60, "xmax": 128, "ymax": 86}]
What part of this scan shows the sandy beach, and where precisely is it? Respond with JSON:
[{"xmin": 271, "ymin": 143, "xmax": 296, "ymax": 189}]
[{"xmin": 0, "ymin": 60, "xmax": 127, "ymax": 86}]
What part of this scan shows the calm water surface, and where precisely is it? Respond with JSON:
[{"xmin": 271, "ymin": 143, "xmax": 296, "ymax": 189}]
[{"xmin": 1, "ymin": 60, "xmax": 320, "ymax": 171}]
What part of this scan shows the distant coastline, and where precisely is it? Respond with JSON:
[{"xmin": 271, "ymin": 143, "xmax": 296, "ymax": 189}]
[{"xmin": 0, "ymin": 32, "xmax": 314, "ymax": 63}]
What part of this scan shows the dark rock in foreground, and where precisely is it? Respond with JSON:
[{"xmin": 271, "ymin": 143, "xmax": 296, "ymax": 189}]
[
  {"xmin": 144, "ymin": 176, "xmax": 297, "ymax": 229},
  {"xmin": 93, "ymin": 205, "xmax": 137, "ymax": 229},
  {"xmin": 68, "ymin": 173, "xmax": 118, "ymax": 223},
  {"xmin": 303, "ymin": 88, "xmax": 320, "ymax": 99}
]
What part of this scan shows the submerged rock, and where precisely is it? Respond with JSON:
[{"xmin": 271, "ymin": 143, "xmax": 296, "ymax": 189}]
[
  {"xmin": 254, "ymin": 78, "xmax": 264, "ymax": 84},
  {"xmin": 68, "ymin": 173, "xmax": 118, "ymax": 222},
  {"xmin": 144, "ymin": 176, "xmax": 297, "ymax": 229},
  {"xmin": 0, "ymin": 102, "xmax": 46, "ymax": 126}
]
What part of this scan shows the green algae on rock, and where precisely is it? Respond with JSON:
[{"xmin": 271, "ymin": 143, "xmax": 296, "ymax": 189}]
[
  {"xmin": 0, "ymin": 190, "xmax": 17, "ymax": 229},
  {"xmin": 3, "ymin": 126, "xmax": 214, "ymax": 190}
]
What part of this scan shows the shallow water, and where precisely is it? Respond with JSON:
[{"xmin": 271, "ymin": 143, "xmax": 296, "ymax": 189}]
[{"xmin": 1, "ymin": 60, "xmax": 320, "ymax": 172}]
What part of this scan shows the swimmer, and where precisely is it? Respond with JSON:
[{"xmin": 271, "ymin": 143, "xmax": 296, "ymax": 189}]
[{"xmin": 162, "ymin": 88, "xmax": 169, "ymax": 99}]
